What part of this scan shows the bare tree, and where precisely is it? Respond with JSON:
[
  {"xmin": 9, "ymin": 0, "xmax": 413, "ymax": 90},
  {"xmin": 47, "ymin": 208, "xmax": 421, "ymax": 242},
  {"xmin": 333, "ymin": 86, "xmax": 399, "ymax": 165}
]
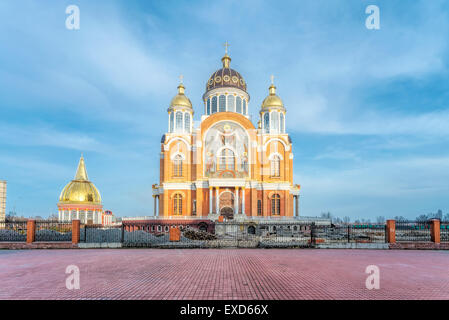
[
  {"xmin": 376, "ymin": 216, "xmax": 385, "ymax": 224},
  {"xmin": 416, "ymin": 214, "xmax": 428, "ymax": 221},
  {"xmin": 343, "ymin": 216, "xmax": 351, "ymax": 224}
]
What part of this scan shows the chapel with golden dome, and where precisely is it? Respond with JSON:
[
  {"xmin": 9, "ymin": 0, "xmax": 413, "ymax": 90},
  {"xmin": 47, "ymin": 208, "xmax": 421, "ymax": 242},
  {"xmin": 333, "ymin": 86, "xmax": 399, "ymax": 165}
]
[
  {"xmin": 57, "ymin": 155, "xmax": 103, "ymax": 224},
  {"xmin": 152, "ymin": 45, "xmax": 300, "ymax": 220}
]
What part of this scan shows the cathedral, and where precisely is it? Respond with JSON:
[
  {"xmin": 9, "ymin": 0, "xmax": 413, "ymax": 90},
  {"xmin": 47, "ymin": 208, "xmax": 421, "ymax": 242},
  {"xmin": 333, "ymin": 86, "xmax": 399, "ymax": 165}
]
[{"xmin": 152, "ymin": 47, "xmax": 300, "ymax": 221}]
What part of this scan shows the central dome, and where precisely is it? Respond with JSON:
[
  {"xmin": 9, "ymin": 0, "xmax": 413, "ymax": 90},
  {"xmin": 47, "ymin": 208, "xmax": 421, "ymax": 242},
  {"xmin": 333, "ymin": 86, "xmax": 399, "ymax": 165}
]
[
  {"xmin": 59, "ymin": 156, "xmax": 102, "ymax": 205},
  {"xmin": 206, "ymin": 54, "xmax": 247, "ymax": 93}
]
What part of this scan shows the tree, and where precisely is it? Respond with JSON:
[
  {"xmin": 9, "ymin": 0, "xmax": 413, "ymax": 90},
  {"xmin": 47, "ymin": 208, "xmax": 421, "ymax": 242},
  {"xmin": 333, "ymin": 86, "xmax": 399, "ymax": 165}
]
[
  {"xmin": 48, "ymin": 213, "xmax": 59, "ymax": 220},
  {"xmin": 443, "ymin": 213, "xmax": 449, "ymax": 222},
  {"xmin": 376, "ymin": 216, "xmax": 385, "ymax": 224},
  {"xmin": 416, "ymin": 214, "xmax": 428, "ymax": 221},
  {"xmin": 321, "ymin": 212, "xmax": 332, "ymax": 219},
  {"xmin": 343, "ymin": 216, "xmax": 351, "ymax": 224},
  {"xmin": 394, "ymin": 216, "xmax": 407, "ymax": 222}
]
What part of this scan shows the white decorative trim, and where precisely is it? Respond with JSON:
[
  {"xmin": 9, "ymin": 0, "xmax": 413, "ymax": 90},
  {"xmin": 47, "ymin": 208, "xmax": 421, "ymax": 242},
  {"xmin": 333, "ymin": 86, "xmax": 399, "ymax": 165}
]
[
  {"xmin": 208, "ymin": 178, "xmax": 246, "ymax": 187},
  {"xmin": 289, "ymin": 153, "xmax": 294, "ymax": 159},
  {"xmin": 263, "ymin": 138, "xmax": 290, "ymax": 151},
  {"xmin": 170, "ymin": 152, "xmax": 186, "ymax": 160},
  {"xmin": 268, "ymin": 152, "xmax": 284, "ymax": 160},
  {"xmin": 202, "ymin": 87, "xmax": 250, "ymax": 104},
  {"xmin": 162, "ymin": 183, "xmax": 195, "ymax": 190},
  {"xmin": 165, "ymin": 137, "xmax": 192, "ymax": 151}
]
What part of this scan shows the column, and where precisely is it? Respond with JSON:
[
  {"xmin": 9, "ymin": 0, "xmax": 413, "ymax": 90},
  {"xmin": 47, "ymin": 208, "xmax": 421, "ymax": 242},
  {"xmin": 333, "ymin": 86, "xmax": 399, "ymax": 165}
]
[
  {"xmin": 76, "ymin": 209, "xmax": 80, "ymax": 220},
  {"xmin": 431, "ymin": 219, "xmax": 441, "ymax": 244},
  {"xmin": 234, "ymin": 187, "xmax": 239, "ymax": 215},
  {"xmin": 241, "ymin": 187, "xmax": 245, "ymax": 215},
  {"xmin": 209, "ymin": 187, "xmax": 213, "ymax": 214},
  {"xmin": 58, "ymin": 210, "xmax": 61, "ymax": 221},
  {"xmin": 153, "ymin": 195, "xmax": 157, "ymax": 215},
  {"xmin": 295, "ymin": 196, "xmax": 299, "ymax": 217},
  {"xmin": 215, "ymin": 187, "xmax": 219, "ymax": 214},
  {"xmin": 157, "ymin": 196, "xmax": 160, "ymax": 216}
]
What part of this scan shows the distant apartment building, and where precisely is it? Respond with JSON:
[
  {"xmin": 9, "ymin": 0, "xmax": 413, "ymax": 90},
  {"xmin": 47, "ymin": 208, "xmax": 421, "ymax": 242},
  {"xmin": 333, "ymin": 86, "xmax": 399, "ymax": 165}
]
[{"xmin": 0, "ymin": 180, "xmax": 6, "ymax": 222}]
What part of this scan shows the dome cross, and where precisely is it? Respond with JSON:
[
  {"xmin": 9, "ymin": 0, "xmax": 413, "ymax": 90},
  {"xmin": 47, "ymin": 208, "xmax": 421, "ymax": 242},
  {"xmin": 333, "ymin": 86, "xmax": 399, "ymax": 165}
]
[{"xmin": 223, "ymin": 41, "xmax": 230, "ymax": 54}]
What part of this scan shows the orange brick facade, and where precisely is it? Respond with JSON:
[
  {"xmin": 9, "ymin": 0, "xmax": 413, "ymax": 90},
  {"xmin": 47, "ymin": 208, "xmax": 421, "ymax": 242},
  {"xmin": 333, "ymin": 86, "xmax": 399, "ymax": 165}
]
[{"xmin": 152, "ymin": 53, "xmax": 300, "ymax": 220}]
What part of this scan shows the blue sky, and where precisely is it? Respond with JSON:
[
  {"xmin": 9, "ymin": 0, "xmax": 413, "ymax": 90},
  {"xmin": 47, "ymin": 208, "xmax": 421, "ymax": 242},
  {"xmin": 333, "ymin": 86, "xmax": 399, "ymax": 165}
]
[{"xmin": 1, "ymin": 0, "xmax": 448, "ymax": 220}]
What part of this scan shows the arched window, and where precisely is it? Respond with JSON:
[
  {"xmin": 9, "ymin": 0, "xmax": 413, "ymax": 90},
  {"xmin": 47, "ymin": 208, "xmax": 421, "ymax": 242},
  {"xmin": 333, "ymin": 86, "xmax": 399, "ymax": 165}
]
[
  {"xmin": 173, "ymin": 194, "xmax": 182, "ymax": 215},
  {"xmin": 271, "ymin": 194, "xmax": 280, "ymax": 215},
  {"xmin": 271, "ymin": 155, "xmax": 280, "ymax": 177},
  {"xmin": 264, "ymin": 113, "xmax": 270, "ymax": 133},
  {"xmin": 218, "ymin": 148, "xmax": 235, "ymax": 171},
  {"xmin": 212, "ymin": 96, "xmax": 217, "ymax": 113},
  {"xmin": 175, "ymin": 112, "xmax": 183, "ymax": 132},
  {"xmin": 169, "ymin": 112, "xmax": 174, "ymax": 132},
  {"xmin": 207, "ymin": 98, "xmax": 211, "ymax": 115},
  {"xmin": 257, "ymin": 200, "xmax": 262, "ymax": 216},
  {"xmin": 271, "ymin": 111, "xmax": 279, "ymax": 132},
  {"xmin": 280, "ymin": 113, "xmax": 285, "ymax": 133},
  {"xmin": 219, "ymin": 95, "xmax": 226, "ymax": 112},
  {"xmin": 243, "ymin": 99, "xmax": 247, "ymax": 115},
  {"xmin": 227, "ymin": 95, "xmax": 235, "ymax": 112},
  {"xmin": 236, "ymin": 97, "xmax": 242, "ymax": 113},
  {"xmin": 185, "ymin": 113, "xmax": 190, "ymax": 133},
  {"xmin": 173, "ymin": 154, "xmax": 183, "ymax": 177}
]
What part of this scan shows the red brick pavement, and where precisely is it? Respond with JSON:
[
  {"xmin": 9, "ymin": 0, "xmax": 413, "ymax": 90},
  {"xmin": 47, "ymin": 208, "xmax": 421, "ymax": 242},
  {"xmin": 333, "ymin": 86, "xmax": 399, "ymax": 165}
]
[{"xmin": 0, "ymin": 249, "xmax": 448, "ymax": 300}]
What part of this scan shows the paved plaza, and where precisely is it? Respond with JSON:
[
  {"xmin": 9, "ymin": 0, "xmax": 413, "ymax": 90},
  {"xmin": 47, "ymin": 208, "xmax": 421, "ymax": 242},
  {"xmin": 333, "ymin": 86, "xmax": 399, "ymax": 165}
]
[{"xmin": 0, "ymin": 249, "xmax": 448, "ymax": 300}]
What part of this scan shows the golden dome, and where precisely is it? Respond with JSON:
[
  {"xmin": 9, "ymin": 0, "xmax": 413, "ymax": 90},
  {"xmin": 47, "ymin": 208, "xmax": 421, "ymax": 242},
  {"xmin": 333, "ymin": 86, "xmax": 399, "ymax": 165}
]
[
  {"xmin": 261, "ymin": 79, "xmax": 284, "ymax": 109},
  {"xmin": 58, "ymin": 156, "xmax": 102, "ymax": 205},
  {"xmin": 170, "ymin": 83, "xmax": 192, "ymax": 108},
  {"xmin": 206, "ymin": 54, "xmax": 247, "ymax": 93}
]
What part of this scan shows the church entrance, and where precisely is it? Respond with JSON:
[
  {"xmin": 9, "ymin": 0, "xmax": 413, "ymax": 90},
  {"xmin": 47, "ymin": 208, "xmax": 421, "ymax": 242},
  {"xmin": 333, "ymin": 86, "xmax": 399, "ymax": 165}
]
[{"xmin": 220, "ymin": 207, "xmax": 234, "ymax": 220}]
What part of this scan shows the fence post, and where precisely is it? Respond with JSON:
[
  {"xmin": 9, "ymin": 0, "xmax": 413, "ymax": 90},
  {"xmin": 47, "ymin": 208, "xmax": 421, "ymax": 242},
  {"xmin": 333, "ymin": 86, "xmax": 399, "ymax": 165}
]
[
  {"xmin": 310, "ymin": 223, "xmax": 315, "ymax": 247},
  {"xmin": 430, "ymin": 219, "xmax": 440, "ymax": 244},
  {"xmin": 121, "ymin": 224, "xmax": 125, "ymax": 243},
  {"xmin": 169, "ymin": 226, "xmax": 180, "ymax": 242},
  {"xmin": 347, "ymin": 225, "xmax": 350, "ymax": 243},
  {"xmin": 72, "ymin": 220, "xmax": 80, "ymax": 244},
  {"xmin": 386, "ymin": 219, "xmax": 396, "ymax": 243},
  {"xmin": 26, "ymin": 219, "xmax": 36, "ymax": 244}
]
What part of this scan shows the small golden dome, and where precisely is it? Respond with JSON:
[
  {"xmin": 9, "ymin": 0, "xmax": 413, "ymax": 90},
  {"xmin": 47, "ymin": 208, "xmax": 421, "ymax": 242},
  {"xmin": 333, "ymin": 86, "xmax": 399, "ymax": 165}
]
[
  {"xmin": 261, "ymin": 77, "xmax": 284, "ymax": 109},
  {"xmin": 170, "ymin": 82, "xmax": 192, "ymax": 108},
  {"xmin": 58, "ymin": 156, "xmax": 102, "ymax": 205}
]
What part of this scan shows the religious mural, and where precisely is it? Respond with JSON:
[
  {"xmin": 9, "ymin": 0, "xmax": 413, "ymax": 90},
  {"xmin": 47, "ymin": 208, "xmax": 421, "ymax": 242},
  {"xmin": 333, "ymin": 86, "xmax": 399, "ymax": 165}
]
[{"xmin": 204, "ymin": 121, "xmax": 249, "ymax": 178}]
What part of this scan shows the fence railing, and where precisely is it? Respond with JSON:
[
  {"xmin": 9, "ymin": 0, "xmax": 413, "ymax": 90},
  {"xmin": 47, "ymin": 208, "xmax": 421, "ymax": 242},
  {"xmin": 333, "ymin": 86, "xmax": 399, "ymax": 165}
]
[
  {"xmin": 81, "ymin": 224, "xmax": 123, "ymax": 243},
  {"xmin": 1, "ymin": 218, "xmax": 446, "ymax": 247},
  {"xmin": 441, "ymin": 221, "xmax": 449, "ymax": 243},
  {"xmin": 34, "ymin": 220, "xmax": 72, "ymax": 242},
  {"xmin": 311, "ymin": 224, "xmax": 386, "ymax": 244},
  {"xmin": 0, "ymin": 219, "xmax": 28, "ymax": 242},
  {"xmin": 395, "ymin": 220, "xmax": 432, "ymax": 242}
]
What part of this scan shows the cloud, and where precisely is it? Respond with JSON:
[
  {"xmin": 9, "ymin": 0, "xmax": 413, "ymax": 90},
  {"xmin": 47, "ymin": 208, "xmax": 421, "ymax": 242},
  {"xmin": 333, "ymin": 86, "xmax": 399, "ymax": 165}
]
[
  {"xmin": 296, "ymin": 155, "xmax": 449, "ymax": 218},
  {"xmin": 0, "ymin": 123, "xmax": 106, "ymax": 152}
]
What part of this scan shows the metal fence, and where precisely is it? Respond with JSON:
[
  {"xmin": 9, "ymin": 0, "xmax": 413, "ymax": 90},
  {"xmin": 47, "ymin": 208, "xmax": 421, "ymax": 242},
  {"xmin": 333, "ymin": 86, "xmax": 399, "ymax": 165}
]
[
  {"xmin": 0, "ymin": 219, "xmax": 28, "ymax": 242},
  {"xmin": 81, "ymin": 224, "xmax": 123, "ymax": 243},
  {"xmin": 395, "ymin": 220, "xmax": 431, "ymax": 242},
  {"xmin": 35, "ymin": 220, "xmax": 72, "ymax": 241},
  {"xmin": 2, "ymin": 219, "xmax": 445, "ymax": 246},
  {"xmin": 441, "ymin": 221, "xmax": 449, "ymax": 243},
  {"xmin": 312, "ymin": 224, "xmax": 386, "ymax": 244},
  {"xmin": 79, "ymin": 221, "xmax": 388, "ymax": 248}
]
